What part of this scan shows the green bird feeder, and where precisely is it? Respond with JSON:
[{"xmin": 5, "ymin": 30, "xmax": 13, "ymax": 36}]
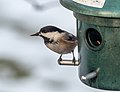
[{"xmin": 60, "ymin": 0, "xmax": 120, "ymax": 91}]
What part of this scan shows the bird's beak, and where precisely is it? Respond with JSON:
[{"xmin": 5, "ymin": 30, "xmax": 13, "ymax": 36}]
[{"xmin": 30, "ymin": 32, "xmax": 40, "ymax": 36}]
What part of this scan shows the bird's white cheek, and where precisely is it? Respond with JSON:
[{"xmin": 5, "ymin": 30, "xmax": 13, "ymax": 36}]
[
  {"xmin": 41, "ymin": 32, "xmax": 64, "ymax": 42},
  {"xmin": 41, "ymin": 32, "xmax": 59, "ymax": 39}
]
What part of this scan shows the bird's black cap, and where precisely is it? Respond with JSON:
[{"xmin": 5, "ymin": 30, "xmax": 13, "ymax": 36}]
[
  {"xmin": 31, "ymin": 26, "xmax": 65, "ymax": 36},
  {"xmin": 40, "ymin": 26, "xmax": 64, "ymax": 33}
]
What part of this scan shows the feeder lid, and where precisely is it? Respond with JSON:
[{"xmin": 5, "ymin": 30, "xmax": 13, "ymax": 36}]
[{"xmin": 60, "ymin": 0, "xmax": 120, "ymax": 18}]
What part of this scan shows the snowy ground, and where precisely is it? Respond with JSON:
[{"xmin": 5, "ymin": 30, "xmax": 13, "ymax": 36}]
[{"xmin": 0, "ymin": 0, "xmax": 111, "ymax": 92}]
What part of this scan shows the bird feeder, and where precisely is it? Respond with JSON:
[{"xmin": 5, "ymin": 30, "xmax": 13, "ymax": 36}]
[{"xmin": 60, "ymin": 0, "xmax": 120, "ymax": 91}]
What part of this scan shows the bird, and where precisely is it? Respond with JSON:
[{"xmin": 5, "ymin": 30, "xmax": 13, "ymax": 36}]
[{"xmin": 30, "ymin": 25, "xmax": 78, "ymax": 65}]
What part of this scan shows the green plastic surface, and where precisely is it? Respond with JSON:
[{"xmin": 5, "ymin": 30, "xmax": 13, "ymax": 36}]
[{"xmin": 60, "ymin": 0, "xmax": 120, "ymax": 17}]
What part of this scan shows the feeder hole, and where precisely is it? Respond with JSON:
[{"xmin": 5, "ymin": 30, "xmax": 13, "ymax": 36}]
[{"xmin": 86, "ymin": 28, "xmax": 102, "ymax": 48}]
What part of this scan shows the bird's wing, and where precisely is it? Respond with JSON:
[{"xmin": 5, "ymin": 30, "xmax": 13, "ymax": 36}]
[{"xmin": 64, "ymin": 32, "xmax": 77, "ymax": 42}]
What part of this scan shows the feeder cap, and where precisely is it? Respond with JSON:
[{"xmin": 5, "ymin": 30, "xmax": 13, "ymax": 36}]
[{"xmin": 60, "ymin": 0, "xmax": 120, "ymax": 18}]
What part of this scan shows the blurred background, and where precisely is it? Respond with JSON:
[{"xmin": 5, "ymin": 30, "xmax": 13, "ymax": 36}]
[{"xmin": 0, "ymin": 0, "xmax": 109, "ymax": 92}]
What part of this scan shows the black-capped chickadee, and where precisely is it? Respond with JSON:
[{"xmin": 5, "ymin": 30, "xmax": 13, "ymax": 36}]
[{"xmin": 30, "ymin": 26, "xmax": 77, "ymax": 64}]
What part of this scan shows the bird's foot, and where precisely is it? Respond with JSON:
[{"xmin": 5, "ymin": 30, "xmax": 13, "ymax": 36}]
[
  {"xmin": 58, "ymin": 57, "xmax": 62, "ymax": 65},
  {"xmin": 72, "ymin": 57, "xmax": 76, "ymax": 66}
]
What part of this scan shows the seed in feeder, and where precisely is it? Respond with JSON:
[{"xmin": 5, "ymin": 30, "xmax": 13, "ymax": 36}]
[{"xmin": 97, "ymin": 40, "xmax": 101, "ymax": 45}]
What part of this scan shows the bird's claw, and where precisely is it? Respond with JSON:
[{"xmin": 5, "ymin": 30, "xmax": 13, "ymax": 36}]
[
  {"xmin": 72, "ymin": 57, "xmax": 76, "ymax": 66},
  {"xmin": 58, "ymin": 57, "xmax": 62, "ymax": 65}
]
